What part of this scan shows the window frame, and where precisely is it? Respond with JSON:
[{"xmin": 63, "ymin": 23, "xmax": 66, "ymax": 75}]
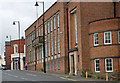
[
  {"xmin": 94, "ymin": 59, "xmax": 100, "ymax": 72},
  {"xmin": 104, "ymin": 31, "xmax": 112, "ymax": 45},
  {"xmin": 105, "ymin": 58, "xmax": 113, "ymax": 72},
  {"xmin": 14, "ymin": 44, "xmax": 18, "ymax": 54},
  {"xmin": 94, "ymin": 33, "xmax": 99, "ymax": 46},
  {"xmin": 118, "ymin": 31, "xmax": 120, "ymax": 44}
]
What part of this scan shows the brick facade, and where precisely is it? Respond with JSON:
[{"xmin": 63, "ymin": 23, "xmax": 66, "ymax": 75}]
[
  {"xmin": 25, "ymin": 1, "xmax": 120, "ymax": 78},
  {"xmin": 5, "ymin": 38, "xmax": 25, "ymax": 70}
]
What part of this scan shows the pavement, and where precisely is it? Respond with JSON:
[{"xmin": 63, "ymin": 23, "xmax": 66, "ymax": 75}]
[{"xmin": 24, "ymin": 70, "xmax": 105, "ymax": 81}]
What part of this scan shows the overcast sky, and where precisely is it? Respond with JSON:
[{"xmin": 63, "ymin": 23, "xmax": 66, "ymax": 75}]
[{"xmin": 0, "ymin": 0, "xmax": 57, "ymax": 58}]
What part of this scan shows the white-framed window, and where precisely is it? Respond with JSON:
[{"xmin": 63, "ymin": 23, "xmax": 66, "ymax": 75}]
[
  {"xmin": 94, "ymin": 33, "xmax": 99, "ymax": 46},
  {"xmin": 51, "ymin": 39, "xmax": 53, "ymax": 55},
  {"xmin": 54, "ymin": 36, "xmax": 57, "ymax": 55},
  {"xmin": 94, "ymin": 59, "xmax": 100, "ymax": 72},
  {"xmin": 48, "ymin": 21, "xmax": 49, "ymax": 34},
  {"xmin": 45, "ymin": 42, "xmax": 47, "ymax": 58},
  {"xmin": 42, "ymin": 46, "xmax": 43, "ymax": 59},
  {"xmin": 24, "ymin": 45, "xmax": 25, "ymax": 53},
  {"xmin": 74, "ymin": 12, "xmax": 77, "ymax": 44},
  {"xmin": 104, "ymin": 32, "xmax": 112, "ymax": 44},
  {"xmin": 39, "ymin": 46, "xmax": 41, "ymax": 59},
  {"xmin": 14, "ymin": 44, "xmax": 18, "ymax": 54},
  {"xmin": 118, "ymin": 31, "xmax": 120, "ymax": 43},
  {"xmin": 53, "ymin": 16, "xmax": 56, "ymax": 30},
  {"xmin": 39, "ymin": 27, "xmax": 41, "ymax": 36},
  {"xmin": 37, "ymin": 47, "xmax": 39, "ymax": 61},
  {"xmin": 45, "ymin": 24, "xmax": 47, "ymax": 35},
  {"xmin": 58, "ymin": 28, "xmax": 60, "ymax": 53},
  {"xmin": 48, "ymin": 41, "xmax": 50, "ymax": 57},
  {"xmin": 105, "ymin": 58, "xmax": 113, "ymax": 72},
  {"xmin": 57, "ymin": 13, "xmax": 60, "ymax": 27},
  {"xmin": 51, "ymin": 19, "xmax": 53, "ymax": 32},
  {"xmin": 41, "ymin": 25, "xmax": 43, "ymax": 36}
]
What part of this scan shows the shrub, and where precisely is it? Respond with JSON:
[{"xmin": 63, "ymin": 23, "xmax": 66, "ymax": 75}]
[{"xmin": 40, "ymin": 68, "xmax": 44, "ymax": 72}]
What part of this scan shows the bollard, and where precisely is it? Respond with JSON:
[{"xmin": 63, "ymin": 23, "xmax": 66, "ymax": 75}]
[
  {"xmin": 86, "ymin": 72, "xmax": 88, "ymax": 79},
  {"xmin": 106, "ymin": 73, "xmax": 108, "ymax": 81}
]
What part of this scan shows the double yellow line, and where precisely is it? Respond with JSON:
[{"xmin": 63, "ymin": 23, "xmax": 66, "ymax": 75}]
[{"xmin": 60, "ymin": 77, "xmax": 77, "ymax": 81}]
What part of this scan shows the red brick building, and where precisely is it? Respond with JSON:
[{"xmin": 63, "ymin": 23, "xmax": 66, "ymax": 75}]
[
  {"xmin": 25, "ymin": 1, "xmax": 120, "ymax": 79},
  {"xmin": 5, "ymin": 37, "xmax": 25, "ymax": 70}
]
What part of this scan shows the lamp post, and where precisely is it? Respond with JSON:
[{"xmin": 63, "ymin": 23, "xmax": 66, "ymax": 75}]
[
  {"xmin": 35, "ymin": 1, "xmax": 46, "ymax": 73},
  {"xmin": 13, "ymin": 21, "xmax": 21, "ymax": 70}
]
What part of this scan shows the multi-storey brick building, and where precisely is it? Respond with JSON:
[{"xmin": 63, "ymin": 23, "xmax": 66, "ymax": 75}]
[
  {"xmin": 25, "ymin": 1, "xmax": 120, "ymax": 78},
  {"xmin": 5, "ymin": 37, "xmax": 25, "ymax": 70}
]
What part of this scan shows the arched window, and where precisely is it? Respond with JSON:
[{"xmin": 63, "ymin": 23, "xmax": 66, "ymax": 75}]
[{"xmin": 14, "ymin": 44, "xmax": 18, "ymax": 54}]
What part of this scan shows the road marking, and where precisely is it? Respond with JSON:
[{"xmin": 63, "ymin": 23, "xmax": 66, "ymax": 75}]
[
  {"xmin": 21, "ymin": 78, "xmax": 28, "ymax": 80},
  {"xmin": 60, "ymin": 77, "xmax": 67, "ymax": 79},
  {"xmin": 26, "ymin": 73, "xmax": 37, "ymax": 76},
  {"xmin": 60, "ymin": 77, "xmax": 77, "ymax": 81}
]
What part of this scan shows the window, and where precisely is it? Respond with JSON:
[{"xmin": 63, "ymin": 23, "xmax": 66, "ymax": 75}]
[
  {"xmin": 41, "ymin": 25, "xmax": 43, "ymax": 36},
  {"xmin": 14, "ymin": 44, "xmax": 18, "ymax": 53},
  {"xmin": 57, "ymin": 13, "xmax": 60, "ymax": 27},
  {"xmin": 105, "ymin": 58, "xmax": 113, "ymax": 72},
  {"xmin": 48, "ymin": 63, "xmax": 50, "ymax": 70},
  {"xmin": 74, "ymin": 12, "xmax": 77, "ymax": 44},
  {"xmin": 48, "ymin": 41, "xmax": 50, "ymax": 57},
  {"xmin": 37, "ymin": 47, "xmax": 39, "ymax": 61},
  {"xmin": 39, "ymin": 46, "xmax": 41, "ymax": 59},
  {"xmin": 94, "ymin": 33, "xmax": 99, "ymax": 46},
  {"xmin": 48, "ymin": 21, "xmax": 49, "ymax": 34},
  {"xmin": 118, "ymin": 31, "xmax": 120, "ymax": 43},
  {"xmin": 45, "ymin": 43, "xmax": 47, "ymax": 58},
  {"xmin": 24, "ymin": 45, "xmax": 25, "ymax": 53},
  {"xmin": 39, "ymin": 27, "xmax": 41, "ymax": 36},
  {"xmin": 104, "ymin": 32, "xmax": 112, "ymax": 44},
  {"xmin": 51, "ymin": 62, "xmax": 53, "ymax": 70},
  {"xmin": 54, "ymin": 62, "xmax": 56, "ymax": 70},
  {"xmin": 45, "ymin": 24, "xmax": 47, "ymax": 35},
  {"xmin": 94, "ymin": 59, "xmax": 100, "ymax": 72},
  {"xmin": 42, "ymin": 46, "xmax": 43, "ymax": 59},
  {"xmin": 51, "ymin": 37, "xmax": 53, "ymax": 55},
  {"xmin": 53, "ymin": 16, "xmax": 56, "ymax": 30},
  {"xmin": 58, "ymin": 29, "xmax": 60, "ymax": 53},
  {"xmin": 51, "ymin": 19, "xmax": 53, "ymax": 32},
  {"xmin": 54, "ymin": 36, "xmax": 57, "ymax": 55},
  {"xmin": 58, "ymin": 61, "xmax": 60, "ymax": 70}
]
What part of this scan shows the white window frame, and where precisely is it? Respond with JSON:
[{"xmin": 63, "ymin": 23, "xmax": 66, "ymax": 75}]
[
  {"xmin": 51, "ymin": 19, "xmax": 53, "ymax": 32},
  {"xmin": 74, "ymin": 12, "xmax": 77, "ymax": 44},
  {"xmin": 94, "ymin": 33, "xmax": 99, "ymax": 46},
  {"xmin": 53, "ymin": 16, "xmax": 56, "ymax": 30},
  {"xmin": 94, "ymin": 59, "xmax": 100, "ymax": 72},
  {"xmin": 105, "ymin": 58, "xmax": 113, "ymax": 72},
  {"xmin": 57, "ymin": 12, "xmax": 60, "ymax": 28},
  {"xmin": 48, "ymin": 21, "xmax": 49, "ymax": 34},
  {"xmin": 118, "ymin": 31, "xmax": 120, "ymax": 44},
  {"xmin": 104, "ymin": 32, "xmax": 112, "ymax": 45},
  {"xmin": 14, "ymin": 44, "xmax": 18, "ymax": 54}
]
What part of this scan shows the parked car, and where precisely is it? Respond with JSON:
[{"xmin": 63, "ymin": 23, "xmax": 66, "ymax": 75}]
[{"xmin": 0, "ymin": 66, "xmax": 7, "ymax": 70}]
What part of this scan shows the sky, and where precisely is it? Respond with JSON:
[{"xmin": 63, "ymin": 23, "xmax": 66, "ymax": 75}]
[{"xmin": 0, "ymin": 0, "xmax": 57, "ymax": 58}]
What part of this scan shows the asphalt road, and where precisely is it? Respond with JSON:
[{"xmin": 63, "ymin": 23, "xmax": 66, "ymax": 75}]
[{"xmin": 2, "ymin": 70, "xmax": 72, "ymax": 82}]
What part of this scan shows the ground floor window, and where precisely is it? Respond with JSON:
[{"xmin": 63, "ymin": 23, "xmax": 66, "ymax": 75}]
[
  {"xmin": 58, "ymin": 61, "xmax": 60, "ymax": 70},
  {"xmin": 94, "ymin": 59, "xmax": 100, "ymax": 72},
  {"xmin": 105, "ymin": 58, "xmax": 113, "ymax": 72}
]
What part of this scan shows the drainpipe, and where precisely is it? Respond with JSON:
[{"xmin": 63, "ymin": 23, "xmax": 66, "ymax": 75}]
[
  {"xmin": 113, "ymin": 2, "xmax": 116, "ymax": 17},
  {"xmin": 66, "ymin": 7, "xmax": 70, "ymax": 73}
]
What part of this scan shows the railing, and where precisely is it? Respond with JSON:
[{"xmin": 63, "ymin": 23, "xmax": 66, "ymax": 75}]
[{"xmin": 32, "ymin": 36, "xmax": 43, "ymax": 47}]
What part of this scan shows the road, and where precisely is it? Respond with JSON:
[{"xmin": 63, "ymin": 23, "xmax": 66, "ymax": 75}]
[{"xmin": 2, "ymin": 70, "xmax": 74, "ymax": 82}]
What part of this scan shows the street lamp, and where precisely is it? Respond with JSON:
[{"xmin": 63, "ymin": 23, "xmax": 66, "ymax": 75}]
[
  {"xmin": 35, "ymin": 1, "xmax": 46, "ymax": 73},
  {"xmin": 13, "ymin": 21, "xmax": 21, "ymax": 70}
]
